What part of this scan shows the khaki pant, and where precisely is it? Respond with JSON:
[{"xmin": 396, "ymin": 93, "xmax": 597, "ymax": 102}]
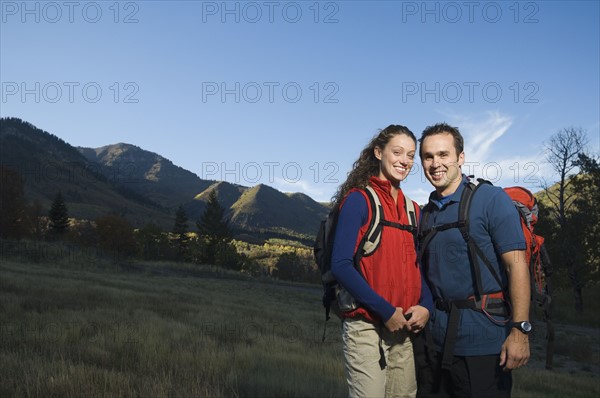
[{"xmin": 343, "ymin": 317, "xmax": 416, "ymax": 398}]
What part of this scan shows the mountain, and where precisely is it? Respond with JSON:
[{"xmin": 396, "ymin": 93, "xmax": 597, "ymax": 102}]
[
  {"xmin": 78, "ymin": 143, "xmax": 214, "ymax": 210},
  {"xmin": 186, "ymin": 181, "xmax": 247, "ymax": 221},
  {"xmin": 230, "ymin": 184, "xmax": 328, "ymax": 237},
  {"xmin": 0, "ymin": 118, "xmax": 171, "ymax": 226},
  {"xmin": 1, "ymin": 118, "xmax": 329, "ymax": 242}
]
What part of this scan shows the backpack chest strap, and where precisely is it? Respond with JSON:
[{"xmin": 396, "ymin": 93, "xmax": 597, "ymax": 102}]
[{"xmin": 379, "ymin": 219, "xmax": 417, "ymax": 234}]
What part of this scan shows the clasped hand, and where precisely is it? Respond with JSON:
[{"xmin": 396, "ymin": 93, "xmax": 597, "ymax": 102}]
[{"xmin": 384, "ymin": 306, "xmax": 430, "ymax": 333}]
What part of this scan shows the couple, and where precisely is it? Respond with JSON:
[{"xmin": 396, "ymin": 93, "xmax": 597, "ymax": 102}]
[{"xmin": 330, "ymin": 123, "xmax": 530, "ymax": 398}]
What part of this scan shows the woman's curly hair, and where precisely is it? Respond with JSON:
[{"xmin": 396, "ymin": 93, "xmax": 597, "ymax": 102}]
[{"xmin": 331, "ymin": 124, "xmax": 416, "ymax": 206}]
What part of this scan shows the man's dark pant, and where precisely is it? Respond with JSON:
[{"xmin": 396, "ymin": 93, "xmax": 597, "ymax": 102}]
[{"xmin": 414, "ymin": 334, "xmax": 512, "ymax": 398}]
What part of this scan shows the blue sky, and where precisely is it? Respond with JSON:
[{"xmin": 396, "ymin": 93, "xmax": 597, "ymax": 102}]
[{"xmin": 2, "ymin": 0, "xmax": 599, "ymax": 204}]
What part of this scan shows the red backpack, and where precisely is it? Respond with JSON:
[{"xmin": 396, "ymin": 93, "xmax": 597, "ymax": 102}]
[{"xmin": 504, "ymin": 187, "xmax": 547, "ymax": 298}]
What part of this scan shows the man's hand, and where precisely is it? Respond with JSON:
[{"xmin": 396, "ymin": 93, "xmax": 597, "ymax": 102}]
[
  {"xmin": 405, "ymin": 305, "xmax": 430, "ymax": 333},
  {"xmin": 499, "ymin": 328, "xmax": 530, "ymax": 370}
]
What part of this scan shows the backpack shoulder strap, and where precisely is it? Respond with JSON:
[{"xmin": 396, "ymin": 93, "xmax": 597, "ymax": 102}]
[
  {"xmin": 459, "ymin": 181, "xmax": 484, "ymax": 298},
  {"xmin": 417, "ymin": 184, "xmax": 473, "ymax": 263},
  {"xmin": 417, "ymin": 201, "xmax": 435, "ymax": 270},
  {"xmin": 404, "ymin": 193, "xmax": 417, "ymax": 227},
  {"xmin": 402, "ymin": 192, "xmax": 418, "ymax": 249},
  {"xmin": 460, "ymin": 179, "xmax": 506, "ymax": 299},
  {"xmin": 359, "ymin": 186, "xmax": 383, "ymax": 259},
  {"xmin": 457, "ymin": 181, "xmax": 477, "ymax": 239},
  {"xmin": 359, "ymin": 186, "xmax": 417, "ymax": 260}
]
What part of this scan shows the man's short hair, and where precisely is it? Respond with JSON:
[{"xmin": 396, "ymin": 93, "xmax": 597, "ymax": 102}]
[{"xmin": 419, "ymin": 123, "xmax": 464, "ymax": 157}]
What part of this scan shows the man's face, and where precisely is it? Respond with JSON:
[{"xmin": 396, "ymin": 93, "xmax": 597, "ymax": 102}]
[{"xmin": 420, "ymin": 132, "xmax": 465, "ymax": 196}]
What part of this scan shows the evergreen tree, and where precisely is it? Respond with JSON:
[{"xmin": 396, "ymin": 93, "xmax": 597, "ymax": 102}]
[
  {"xmin": 95, "ymin": 213, "xmax": 136, "ymax": 260},
  {"xmin": 137, "ymin": 222, "xmax": 168, "ymax": 260},
  {"xmin": 275, "ymin": 252, "xmax": 303, "ymax": 281},
  {"xmin": 26, "ymin": 200, "xmax": 45, "ymax": 240},
  {"xmin": 196, "ymin": 190, "xmax": 232, "ymax": 264},
  {"xmin": 569, "ymin": 154, "xmax": 600, "ymax": 286},
  {"xmin": 49, "ymin": 191, "xmax": 69, "ymax": 236},
  {"xmin": 0, "ymin": 166, "xmax": 27, "ymax": 239},
  {"xmin": 172, "ymin": 205, "xmax": 190, "ymax": 261}
]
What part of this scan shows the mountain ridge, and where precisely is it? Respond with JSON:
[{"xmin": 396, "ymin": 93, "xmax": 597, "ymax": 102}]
[{"xmin": 1, "ymin": 117, "xmax": 328, "ymax": 242}]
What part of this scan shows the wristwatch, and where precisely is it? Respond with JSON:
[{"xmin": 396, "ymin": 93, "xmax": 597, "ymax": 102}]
[{"xmin": 511, "ymin": 321, "xmax": 532, "ymax": 334}]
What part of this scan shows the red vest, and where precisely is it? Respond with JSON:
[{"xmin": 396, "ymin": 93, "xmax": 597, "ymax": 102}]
[{"xmin": 345, "ymin": 176, "xmax": 422, "ymax": 322}]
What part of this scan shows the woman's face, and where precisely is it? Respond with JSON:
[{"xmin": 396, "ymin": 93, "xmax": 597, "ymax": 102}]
[{"xmin": 374, "ymin": 134, "xmax": 416, "ymax": 185}]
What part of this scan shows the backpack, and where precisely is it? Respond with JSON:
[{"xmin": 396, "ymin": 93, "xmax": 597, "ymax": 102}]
[
  {"xmin": 418, "ymin": 179, "xmax": 552, "ymax": 314},
  {"xmin": 503, "ymin": 186, "xmax": 552, "ymax": 308},
  {"xmin": 314, "ymin": 186, "xmax": 417, "ymax": 337},
  {"xmin": 504, "ymin": 186, "xmax": 555, "ymax": 370},
  {"xmin": 418, "ymin": 178, "xmax": 554, "ymax": 369}
]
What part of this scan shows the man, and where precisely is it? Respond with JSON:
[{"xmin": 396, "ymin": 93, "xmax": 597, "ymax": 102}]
[{"xmin": 416, "ymin": 123, "xmax": 530, "ymax": 398}]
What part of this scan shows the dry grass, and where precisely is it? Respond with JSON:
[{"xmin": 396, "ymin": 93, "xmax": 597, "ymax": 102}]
[{"xmin": 1, "ymin": 248, "xmax": 598, "ymax": 397}]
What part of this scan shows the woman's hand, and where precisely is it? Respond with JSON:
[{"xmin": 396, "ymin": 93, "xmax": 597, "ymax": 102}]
[{"xmin": 384, "ymin": 307, "xmax": 410, "ymax": 332}]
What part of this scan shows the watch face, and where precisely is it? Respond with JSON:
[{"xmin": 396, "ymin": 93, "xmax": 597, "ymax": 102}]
[{"xmin": 513, "ymin": 321, "xmax": 532, "ymax": 333}]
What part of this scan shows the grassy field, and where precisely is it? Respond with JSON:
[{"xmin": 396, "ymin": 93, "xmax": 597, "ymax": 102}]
[{"xmin": 1, "ymin": 248, "xmax": 599, "ymax": 397}]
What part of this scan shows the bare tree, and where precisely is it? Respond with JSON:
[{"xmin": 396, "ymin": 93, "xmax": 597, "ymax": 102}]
[
  {"xmin": 541, "ymin": 127, "xmax": 588, "ymax": 227},
  {"xmin": 541, "ymin": 127, "xmax": 588, "ymax": 313}
]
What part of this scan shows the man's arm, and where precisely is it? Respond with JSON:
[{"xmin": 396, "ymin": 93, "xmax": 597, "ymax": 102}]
[{"xmin": 499, "ymin": 249, "xmax": 530, "ymax": 370}]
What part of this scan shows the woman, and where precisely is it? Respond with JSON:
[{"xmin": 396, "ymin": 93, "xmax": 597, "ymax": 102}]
[{"xmin": 331, "ymin": 124, "xmax": 433, "ymax": 398}]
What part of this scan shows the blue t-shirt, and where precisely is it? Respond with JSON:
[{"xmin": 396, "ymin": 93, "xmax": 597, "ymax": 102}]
[{"xmin": 420, "ymin": 176, "xmax": 526, "ymax": 356}]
